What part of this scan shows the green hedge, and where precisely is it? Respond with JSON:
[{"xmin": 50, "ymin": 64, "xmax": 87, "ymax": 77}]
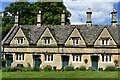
[
  {"xmin": 64, "ymin": 66, "xmax": 74, "ymax": 71},
  {"xmin": 2, "ymin": 67, "xmax": 41, "ymax": 72},
  {"xmin": 43, "ymin": 65, "xmax": 52, "ymax": 71},
  {"xmin": 87, "ymin": 67, "xmax": 96, "ymax": 71},
  {"xmin": 79, "ymin": 66, "xmax": 86, "ymax": 71},
  {"xmin": 104, "ymin": 66, "xmax": 117, "ymax": 71}
]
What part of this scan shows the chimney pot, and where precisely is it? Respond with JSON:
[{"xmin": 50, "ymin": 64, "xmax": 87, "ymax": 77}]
[
  {"xmin": 37, "ymin": 10, "xmax": 42, "ymax": 27},
  {"xmin": 14, "ymin": 12, "xmax": 19, "ymax": 26},
  {"xmin": 111, "ymin": 8, "xmax": 117, "ymax": 27},
  {"xmin": 86, "ymin": 8, "xmax": 92, "ymax": 26},
  {"xmin": 61, "ymin": 10, "xmax": 65, "ymax": 25}
]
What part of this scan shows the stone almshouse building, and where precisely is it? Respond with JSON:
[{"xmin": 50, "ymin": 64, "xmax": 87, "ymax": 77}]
[{"xmin": 2, "ymin": 8, "xmax": 120, "ymax": 70}]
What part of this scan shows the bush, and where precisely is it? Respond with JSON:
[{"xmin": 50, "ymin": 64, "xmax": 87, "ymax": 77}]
[
  {"xmin": 2, "ymin": 59, "xmax": 6, "ymax": 67},
  {"xmin": 19, "ymin": 67, "xmax": 33, "ymax": 72},
  {"xmin": 44, "ymin": 65, "xmax": 52, "ymax": 71},
  {"xmin": 104, "ymin": 66, "xmax": 117, "ymax": 71},
  {"xmin": 2, "ymin": 67, "xmax": 15, "ymax": 72},
  {"xmin": 79, "ymin": 66, "xmax": 86, "ymax": 71},
  {"xmin": 87, "ymin": 67, "xmax": 96, "ymax": 71},
  {"xmin": 64, "ymin": 66, "xmax": 74, "ymax": 71},
  {"xmin": 33, "ymin": 67, "xmax": 41, "ymax": 71}
]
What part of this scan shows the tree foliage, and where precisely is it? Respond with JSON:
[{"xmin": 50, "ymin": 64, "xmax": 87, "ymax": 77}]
[{"xmin": 2, "ymin": 2, "xmax": 71, "ymax": 39}]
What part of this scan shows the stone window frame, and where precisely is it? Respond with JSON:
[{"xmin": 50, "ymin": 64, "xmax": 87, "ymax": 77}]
[
  {"xmin": 72, "ymin": 54, "xmax": 82, "ymax": 63},
  {"xmin": 15, "ymin": 37, "xmax": 24, "ymax": 45},
  {"xmin": 16, "ymin": 53, "xmax": 24, "ymax": 61},
  {"xmin": 100, "ymin": 37, "xmax": 110, "ymax": 46},
  {"xmin": 71, "ymin": 37, "xmax": 80, "ymax": 45},
  {"xmin": 102, "ymin": 54, "xmax": 112, "ymax": 63},
  {"xmin": 42, "ymin": 37, "xmax": 51, "ymax": 45},
  {"xmin": 44, "ymin": 54, "xmax": 54, "ymax": 62}
]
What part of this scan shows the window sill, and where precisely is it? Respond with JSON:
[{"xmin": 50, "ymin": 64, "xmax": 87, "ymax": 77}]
[
  {"xmin": 72, "ymin": 61, "xmax": 82, "ymax": 63},
  {"xmin": 44, "ymin": 61, "xmax": 54, "ymax": 63},
  {"xmin": 102, "ymin": 62, "xmax": 112, "ymax": 63}
]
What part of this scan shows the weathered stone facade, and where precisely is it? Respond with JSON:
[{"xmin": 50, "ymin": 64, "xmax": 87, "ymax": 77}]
[{"xmin": 2, "ymin": 8, "xmax": 120, "ymax": 70}]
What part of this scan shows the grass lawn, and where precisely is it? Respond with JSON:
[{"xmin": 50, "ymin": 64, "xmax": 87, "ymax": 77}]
[{"xmin": 2, "ymin": 71, "xmax": 118, "ymax": 78}]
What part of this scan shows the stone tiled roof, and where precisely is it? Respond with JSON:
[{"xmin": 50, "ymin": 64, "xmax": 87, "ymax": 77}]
[{"xmin": 3, "ymin": 24, "xmax": 120, "ymax": 45}]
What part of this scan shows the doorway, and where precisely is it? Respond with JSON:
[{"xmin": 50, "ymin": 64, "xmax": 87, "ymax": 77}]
[
  {"xmin": 91, "ymin": 56, "xmax": 99, "ymax": 70},
  {"xmin": 61, "ymin": 56, "xmax": 69, "ymax": 69}
]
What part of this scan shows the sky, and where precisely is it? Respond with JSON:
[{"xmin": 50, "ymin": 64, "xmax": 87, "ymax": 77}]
[{"xmin": 1, "ymin": 0, "xmax": 120, "ymax": 25}]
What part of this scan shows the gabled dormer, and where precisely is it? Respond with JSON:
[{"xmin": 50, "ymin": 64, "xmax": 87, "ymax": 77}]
[
  {"xmin": 94, "ymin": 27, "xmax": 117, "ymax": 47},
  {"xmin": 65, "ymin": 28, "xmax": 86, "ymax": 46},
  {"xmin": 10, "ymin": 27, "xmax": 29, "ymax": 46},
  {"xmin": 37, "ymin": 27, "xmax": 57, "ymax": 46}
]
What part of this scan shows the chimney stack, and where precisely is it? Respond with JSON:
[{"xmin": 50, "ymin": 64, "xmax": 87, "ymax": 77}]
[
  {"xmin": 86, "ymin": 8, "xmax": 92, "ymax": 26},
  {"xmin": 37, "ymin": 10, "xmax": 42, "ymax": 27},
  {"xmin": 111, "ymin": 8, "xmax": 117, "ymax": 27},
  {"xmin": 61, "ymin": 10, "xmax": 65, "ymax": 25},
  {"xmin": 15, "ymin": 12, "xmax": 19, "ymax": 26}
]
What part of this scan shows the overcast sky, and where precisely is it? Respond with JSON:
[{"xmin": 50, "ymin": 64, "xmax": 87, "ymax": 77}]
[{"xmin": 1, "ymin": 0, "xmax": 120, "ymax": 24}]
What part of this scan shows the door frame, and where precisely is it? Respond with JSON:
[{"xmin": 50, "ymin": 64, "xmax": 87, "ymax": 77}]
[
  {"xmin": 5, "ymin": 54, "xmax": 13, "ymax": 67},
  {"xmin": 61, "ymin": 55, "xmax": 69, "ymax": 69},
  {"xmin": 33, "ymin": 53, "xmax": 41, "ymax": 68},
  {"xmin": 91, "ymin": 54, "xmax": 99, "ymax": 70}
]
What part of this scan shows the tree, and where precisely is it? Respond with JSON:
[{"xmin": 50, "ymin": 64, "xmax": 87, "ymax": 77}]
[{"xmin": 2, "ymin": 2, "xmax": 71, "ymax": 39}]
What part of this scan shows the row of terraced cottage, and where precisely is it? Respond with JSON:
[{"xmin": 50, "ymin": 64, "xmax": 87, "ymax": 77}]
[{"xmin": 2, "ymin": 8, "xmax": 120, "ymax": 70}]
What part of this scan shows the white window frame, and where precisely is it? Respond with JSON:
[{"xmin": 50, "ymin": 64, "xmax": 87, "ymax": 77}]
[
  {"xmin": 44, "ymin": 54, "xmax": 53, "ymax": 62},
  {"xmin": 102, "ymin": 55, "xmax": 112, "ymax": 63},
  {"xmin": 44, "ymin": 38, "xmax": 51, "ymax": 45},
  {"xmin": 72, "ymin": 55, "xmax": 82, "ymax": 63},
  {"xmin": 101, "ymin": 39, "xmax": 109, "ymax": 45},
  {"xmin": 17, "ymin": 37, "xmax": 24, "ymax": 44},
  {"xmin": 16, "ymin": 54, "xmax": 24, "ymax": 61},
  {"xmin": 72, "ymin": 38, "xmax": 79, "ymax": 45}
]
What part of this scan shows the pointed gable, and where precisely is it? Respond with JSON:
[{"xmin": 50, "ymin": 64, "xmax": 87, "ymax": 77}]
[
  {"xmin": 65, "ymin": 28, "xmax": 86, "ymax": 46},
  {"xmin": 94, "ymin": 27, "xmax": 117, "ymax": 46},
  {"xmin": 10, "ymin": 27, "xmax": 29, "ymax": 45},
  {"xmin": 37, "ymin": 27, "xmax": 57, "ymax": 45}
]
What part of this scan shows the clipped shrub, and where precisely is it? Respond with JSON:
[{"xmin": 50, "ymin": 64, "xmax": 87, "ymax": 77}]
[
  {"xmin": 87, "ymin": 67, "xmax": 96, "ymax": 71},
  {"xmin": 117, "ymin": 67, "xmax": 120, "ymax": 71},
  {"xmin": 64, "ymin": 66, "xmax": 74, "ymax": 71},
  {"xmin": 79, "ymin": 66, "xmax": 86, "ymax": 71},
  {"xmin": 33, "ymin": 67, "xmax": 41, "ymax": 71},
  {"xmin": 19, "ymin": 67, "xmax": 33, "ymax": 72},
  {"xmin": 104, "ymin": 66, "xmax": 117, "ymax": 71},
  {"xmin": 2, "ymin": 67, "xmax": 14, "ymax": 72},
  {"xmin": 44, "ymin": 65, "xmax": 52, "ymax": 71},
  {"xmin": 2, "ymin": 59, "xmax": 6, "ymax": 67}
]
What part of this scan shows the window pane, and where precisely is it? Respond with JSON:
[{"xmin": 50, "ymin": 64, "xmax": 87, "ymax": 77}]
[
  {"xmin": 16, "ymin": 54, "xmax": 18, "ymax": 60},
  {"xmin": 106, "ymin": 40, "xmax": 108, "ymax": 45},
  {"xmin": 79, "ymin": 55, "xmax": 81, "ymax": 61},
  {"xmin": 51, "ymin": 55, "xmax": 53, "ymax": 61},
  {"xmin": 48, "ymin": 55, "xmax": 50, "ymax": 61},
  {"xmin": 18, "ymin": 39, "xmax": 20, "ymax": 43},
  {"xmin": 48, "ymin": 39, "xmax": 50, "ymax": 44},
  {"xmin": 73, "ymin": 55, "xmax": 75, "ymax": 61},
  {"xmin": 106, "ymin": 56, "xmax": 108, "ymax": 62},
  {"xmin": 21, "ymin": 39, "xmax": 23, "ymax": 44},
  {"xmin": 76, "ymin": 56, "xmax": 78, "ymax": 61},
  {"xmin": 109, "ymin": 55, "xmax": 111, "ymax": 62},
  {"xmin": 76, "ymin": 39, "xmax": 78, "ymax": 44},
  {"xmin": 22, "ymin": 54, "xmax": 24, "ymax": 60},
  {"xmin": 102, "ymin": 40, "xmax": 104, "ymax": 45},
  {"xmin": 19, "ymin": 54, "xmax": 21, "ymax": 60},
  {"xmin": 45, "ymin": 39, "xmax": 47, "ymax": 44}
]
